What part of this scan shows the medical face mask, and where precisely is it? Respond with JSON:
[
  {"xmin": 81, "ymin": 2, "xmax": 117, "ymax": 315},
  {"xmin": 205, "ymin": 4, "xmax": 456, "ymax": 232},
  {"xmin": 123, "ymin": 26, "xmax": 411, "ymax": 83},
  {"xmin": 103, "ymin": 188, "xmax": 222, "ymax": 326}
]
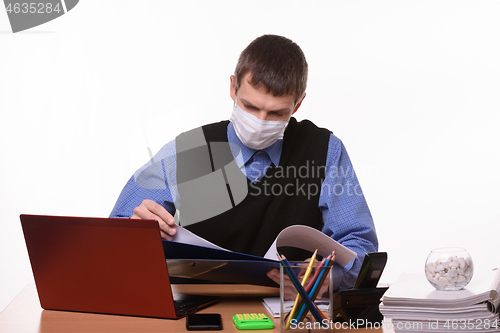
[{"xmin": 230, "ymin": 99, "xmax": 289, "ymax": 150}]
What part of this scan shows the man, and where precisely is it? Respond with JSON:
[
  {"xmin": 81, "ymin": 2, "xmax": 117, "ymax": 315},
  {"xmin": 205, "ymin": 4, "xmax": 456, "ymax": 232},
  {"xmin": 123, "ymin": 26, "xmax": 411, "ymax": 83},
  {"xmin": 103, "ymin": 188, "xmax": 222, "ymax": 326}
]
[{"xmin": 110, "ymin": 34, "xmax": 378, "ymax": 290}]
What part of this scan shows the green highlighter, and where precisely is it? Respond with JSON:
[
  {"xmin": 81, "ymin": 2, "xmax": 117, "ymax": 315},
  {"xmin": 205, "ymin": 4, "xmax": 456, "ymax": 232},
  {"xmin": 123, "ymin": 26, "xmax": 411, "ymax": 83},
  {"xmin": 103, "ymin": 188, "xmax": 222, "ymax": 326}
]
[{"xmin": 232, "ymin": 313, "xmax": 274, "ymax": 330}]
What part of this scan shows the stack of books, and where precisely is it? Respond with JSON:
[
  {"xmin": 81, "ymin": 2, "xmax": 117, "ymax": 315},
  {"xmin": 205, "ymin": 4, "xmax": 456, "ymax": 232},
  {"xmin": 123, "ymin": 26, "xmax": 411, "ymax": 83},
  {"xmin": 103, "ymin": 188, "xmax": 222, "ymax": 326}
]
[{"xmin": 379, "ymin": 268, "xmax": 500, "ymax": 333}]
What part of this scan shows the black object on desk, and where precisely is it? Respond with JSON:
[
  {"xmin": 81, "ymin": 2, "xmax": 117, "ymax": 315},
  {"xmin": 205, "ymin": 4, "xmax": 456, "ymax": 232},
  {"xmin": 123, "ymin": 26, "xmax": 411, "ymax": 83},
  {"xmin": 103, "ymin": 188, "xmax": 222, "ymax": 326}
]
[
  {"xmin": 186, "ymin": 313, "xmax": 223, "ymax": 330},
  {"xmin": 331, "ymin": 252, "xmax": 388, "ymax": 326}
]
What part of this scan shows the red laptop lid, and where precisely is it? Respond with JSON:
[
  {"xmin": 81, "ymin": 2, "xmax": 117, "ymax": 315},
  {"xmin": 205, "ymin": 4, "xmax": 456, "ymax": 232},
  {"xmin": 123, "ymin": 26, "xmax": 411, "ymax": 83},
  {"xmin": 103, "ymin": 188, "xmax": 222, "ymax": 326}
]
[{"xmin": 20, "ymin": 214, "xmax": 177, "ymax": 319}]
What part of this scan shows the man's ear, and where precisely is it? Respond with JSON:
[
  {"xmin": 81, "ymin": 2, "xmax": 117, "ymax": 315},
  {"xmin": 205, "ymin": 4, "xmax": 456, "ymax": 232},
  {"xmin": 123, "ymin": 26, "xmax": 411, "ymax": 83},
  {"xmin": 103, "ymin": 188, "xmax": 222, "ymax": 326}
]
[
  {"xmin": 230, "ymin": 75, "xmax": 236, "ymax": 102},
  {"xmin": 292, "ymin": 93, "xmax": 306, "ymax": 115}
]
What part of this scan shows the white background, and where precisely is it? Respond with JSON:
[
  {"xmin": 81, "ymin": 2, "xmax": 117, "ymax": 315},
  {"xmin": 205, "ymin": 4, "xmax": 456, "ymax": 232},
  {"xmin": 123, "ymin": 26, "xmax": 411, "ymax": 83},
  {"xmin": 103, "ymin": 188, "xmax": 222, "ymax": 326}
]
[{"xmin": 1, "ymin": 0, "xmax": 499, "ymax": 312}]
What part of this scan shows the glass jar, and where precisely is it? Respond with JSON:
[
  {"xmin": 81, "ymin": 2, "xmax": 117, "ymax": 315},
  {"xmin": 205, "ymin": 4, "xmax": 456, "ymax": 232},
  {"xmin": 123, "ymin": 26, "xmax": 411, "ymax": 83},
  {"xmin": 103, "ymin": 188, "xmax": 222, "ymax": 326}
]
[{"xmin": 425, "ymin": 247, "xmax": 473, "ymax": 291}]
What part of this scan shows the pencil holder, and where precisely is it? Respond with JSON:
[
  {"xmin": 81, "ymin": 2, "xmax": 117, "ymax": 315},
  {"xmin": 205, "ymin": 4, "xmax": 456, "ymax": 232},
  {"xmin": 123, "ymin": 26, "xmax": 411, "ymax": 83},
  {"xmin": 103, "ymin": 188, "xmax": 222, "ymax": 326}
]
[{"xmin": 280, "ymin": 261, "xmax": 334, "ymax": 333}]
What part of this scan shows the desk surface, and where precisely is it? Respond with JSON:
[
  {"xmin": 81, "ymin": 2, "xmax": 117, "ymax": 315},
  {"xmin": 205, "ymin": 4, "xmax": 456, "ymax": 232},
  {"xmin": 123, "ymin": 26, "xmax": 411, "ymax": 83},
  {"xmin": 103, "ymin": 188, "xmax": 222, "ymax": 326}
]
[{"xmin": 0, "ymin": 284, "xmax": 387, "ymax": 333}]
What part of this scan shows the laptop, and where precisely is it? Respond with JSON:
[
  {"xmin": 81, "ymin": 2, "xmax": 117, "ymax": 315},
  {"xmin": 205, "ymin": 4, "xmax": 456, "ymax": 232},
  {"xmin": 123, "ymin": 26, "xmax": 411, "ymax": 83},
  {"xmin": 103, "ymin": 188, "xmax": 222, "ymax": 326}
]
[{"xmin": 19, "ymin": 214, "xmax": 219, "ymax": 319}]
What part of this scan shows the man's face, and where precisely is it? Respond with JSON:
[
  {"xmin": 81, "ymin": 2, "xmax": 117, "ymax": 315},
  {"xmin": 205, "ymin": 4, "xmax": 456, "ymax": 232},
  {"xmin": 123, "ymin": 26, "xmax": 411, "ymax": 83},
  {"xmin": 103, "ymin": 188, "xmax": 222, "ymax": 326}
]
[{"xmin": 230, "ymin": 73, "xmax": 305, "ymax": 122}]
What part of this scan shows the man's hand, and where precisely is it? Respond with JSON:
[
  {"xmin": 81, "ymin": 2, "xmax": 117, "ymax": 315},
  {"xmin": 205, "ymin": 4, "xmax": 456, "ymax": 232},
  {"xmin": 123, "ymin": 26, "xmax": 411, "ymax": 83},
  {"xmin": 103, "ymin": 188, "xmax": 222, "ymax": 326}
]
[
  {"xmin": 131, "ymin": 199, "xmax": 177, "ymax": 240},
  {"xmin": 267, "ymin": 268, "xmax": 298, "ymax": 299}
]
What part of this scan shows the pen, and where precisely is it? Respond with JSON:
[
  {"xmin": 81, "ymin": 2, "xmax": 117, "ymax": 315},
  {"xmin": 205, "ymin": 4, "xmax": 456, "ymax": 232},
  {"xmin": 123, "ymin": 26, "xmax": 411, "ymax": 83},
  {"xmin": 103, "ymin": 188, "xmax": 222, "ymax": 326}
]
[
  {"xmin": 285, "ymin": 249, "xmax": 318, "ymax": 329},
  {"xmin": 277, "ymin": 253, "xmax": 324, "ymax": 324}
]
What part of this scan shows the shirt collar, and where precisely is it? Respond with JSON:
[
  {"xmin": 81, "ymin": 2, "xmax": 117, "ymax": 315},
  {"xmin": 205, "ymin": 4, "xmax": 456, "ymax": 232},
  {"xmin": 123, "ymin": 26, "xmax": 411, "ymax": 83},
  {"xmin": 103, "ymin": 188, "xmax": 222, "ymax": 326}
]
[{"xmin": 227, "ymin": 121, "xmax": 282, "ymax": 167}]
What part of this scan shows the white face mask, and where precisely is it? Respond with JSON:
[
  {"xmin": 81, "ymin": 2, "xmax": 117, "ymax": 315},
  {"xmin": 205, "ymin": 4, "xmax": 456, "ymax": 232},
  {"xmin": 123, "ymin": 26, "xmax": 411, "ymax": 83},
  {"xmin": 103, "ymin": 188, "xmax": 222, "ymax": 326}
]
[{"xmin": 230, "ymin": 99, "xmax": 289, "ymax": 150}]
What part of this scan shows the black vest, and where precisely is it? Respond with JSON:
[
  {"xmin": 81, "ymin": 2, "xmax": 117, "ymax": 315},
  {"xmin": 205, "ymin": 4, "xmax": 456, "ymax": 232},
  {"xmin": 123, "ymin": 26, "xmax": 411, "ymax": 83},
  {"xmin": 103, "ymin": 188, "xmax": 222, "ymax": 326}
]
[{"xmin": 182, "ymin": 117, "xmax": 331, "ymax": 259}]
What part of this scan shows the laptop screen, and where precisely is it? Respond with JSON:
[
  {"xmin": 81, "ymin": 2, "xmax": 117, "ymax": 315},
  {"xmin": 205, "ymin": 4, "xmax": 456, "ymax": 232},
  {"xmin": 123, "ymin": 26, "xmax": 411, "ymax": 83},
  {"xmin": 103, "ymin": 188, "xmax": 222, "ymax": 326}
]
[{"xmin": 20, "ymin": 214, "xmax": 217, "ymax": 319}]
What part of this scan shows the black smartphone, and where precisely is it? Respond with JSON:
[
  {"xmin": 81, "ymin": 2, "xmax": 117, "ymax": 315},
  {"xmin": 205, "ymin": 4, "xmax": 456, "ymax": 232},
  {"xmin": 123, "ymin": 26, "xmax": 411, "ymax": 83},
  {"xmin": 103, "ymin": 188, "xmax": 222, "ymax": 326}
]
[{"xmin": 186, "ymin": 313, "xmax": 223, "ymax": 331}]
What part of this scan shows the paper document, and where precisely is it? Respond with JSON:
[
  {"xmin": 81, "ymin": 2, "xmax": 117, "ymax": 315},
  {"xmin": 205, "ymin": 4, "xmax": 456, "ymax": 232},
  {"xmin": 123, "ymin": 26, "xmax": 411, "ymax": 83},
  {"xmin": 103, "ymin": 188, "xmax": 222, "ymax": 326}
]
[
  {"xmin": 173, "ymin": 224, "xmax": 357, "ymax": 267},
  {"xmin": 174, "ymin": 224, "xmax": 229, "ymax": 251},
  {"xmin": 262, "ymin": 297, "xmax": 330, "ymax": 318},
  {"xmin": 164, "ymin": 224, "xmax": 357, "ymax": 287},
  {"xmin": 263, "ymin": 225, "xmax": 356, "ymax": 267}
]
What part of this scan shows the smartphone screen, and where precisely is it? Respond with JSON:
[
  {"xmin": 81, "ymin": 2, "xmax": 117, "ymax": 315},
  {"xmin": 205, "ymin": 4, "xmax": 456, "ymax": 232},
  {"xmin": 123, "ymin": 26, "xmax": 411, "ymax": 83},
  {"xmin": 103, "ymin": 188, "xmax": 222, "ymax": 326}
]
[{"xmin": 186, "ymin": 313, "xmax": 222, "ymax": 331}]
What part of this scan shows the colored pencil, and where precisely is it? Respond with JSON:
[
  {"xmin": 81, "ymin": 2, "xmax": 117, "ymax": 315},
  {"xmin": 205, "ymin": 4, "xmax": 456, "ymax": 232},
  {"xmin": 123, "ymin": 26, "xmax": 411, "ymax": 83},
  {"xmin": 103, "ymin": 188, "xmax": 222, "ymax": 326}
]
[
  {"xmin": 285, "ymin": 256, "xmax": 326, "ymax": 321},
  {"xmin": 285, "ymin": 249, "xmax": 318, "ymax": 329},
  {"xmin": 277, "ymin": 253, "xmax": 324, "ymax": 324},
  {"xmin": 295, "ymin": 250, "xmax": 336, "ymax": 322}
]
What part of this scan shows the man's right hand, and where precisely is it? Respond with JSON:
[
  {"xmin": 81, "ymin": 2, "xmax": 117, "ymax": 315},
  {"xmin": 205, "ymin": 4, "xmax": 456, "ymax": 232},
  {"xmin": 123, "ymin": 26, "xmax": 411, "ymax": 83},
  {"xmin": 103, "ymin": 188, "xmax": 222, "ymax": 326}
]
[{"xmin": 131, "ymin": 199, "xmax": 177, "ymax": 241}]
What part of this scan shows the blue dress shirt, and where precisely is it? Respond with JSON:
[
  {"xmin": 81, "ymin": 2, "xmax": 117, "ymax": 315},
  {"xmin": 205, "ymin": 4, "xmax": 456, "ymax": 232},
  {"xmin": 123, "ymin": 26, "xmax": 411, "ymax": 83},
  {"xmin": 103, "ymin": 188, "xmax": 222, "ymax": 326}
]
[{"xmin": 110, "ymin": 121, "xmax": 378, "ymax": 290}]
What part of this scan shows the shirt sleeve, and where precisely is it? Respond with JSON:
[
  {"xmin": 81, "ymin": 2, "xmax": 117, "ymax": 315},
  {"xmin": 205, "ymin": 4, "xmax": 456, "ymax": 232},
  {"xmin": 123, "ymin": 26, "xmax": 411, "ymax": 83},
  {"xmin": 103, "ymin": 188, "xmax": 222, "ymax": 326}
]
[
  {"xmin": 109, "ymin": 140, "xmax": 178, "ymax": 218},
  {"xmin": 319, "ymin": 134, "xmax": 378, "ymax": 291}
]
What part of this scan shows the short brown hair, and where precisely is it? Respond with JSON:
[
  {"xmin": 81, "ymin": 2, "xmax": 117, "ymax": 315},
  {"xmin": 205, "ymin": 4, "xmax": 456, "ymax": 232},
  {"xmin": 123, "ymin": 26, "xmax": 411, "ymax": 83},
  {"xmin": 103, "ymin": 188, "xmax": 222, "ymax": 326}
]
[{"xmin": 234, "ymin": 35, "xmax": 308, "ymax": 104}]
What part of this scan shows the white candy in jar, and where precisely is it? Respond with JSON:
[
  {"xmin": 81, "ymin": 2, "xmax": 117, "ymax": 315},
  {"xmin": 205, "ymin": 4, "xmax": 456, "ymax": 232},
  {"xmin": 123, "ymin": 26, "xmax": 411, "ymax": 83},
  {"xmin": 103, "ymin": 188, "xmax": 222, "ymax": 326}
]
[{"xmin": 425, "ymin": 255, "xmax": 473, "ymax": 288}]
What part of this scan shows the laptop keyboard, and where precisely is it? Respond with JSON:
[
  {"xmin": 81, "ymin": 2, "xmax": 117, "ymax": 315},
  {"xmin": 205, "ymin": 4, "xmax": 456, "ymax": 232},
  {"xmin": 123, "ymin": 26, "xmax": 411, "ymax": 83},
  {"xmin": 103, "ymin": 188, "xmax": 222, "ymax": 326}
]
[{"xmin": 174, "ymin": 300, "xmax": 197, "ymax": 317}]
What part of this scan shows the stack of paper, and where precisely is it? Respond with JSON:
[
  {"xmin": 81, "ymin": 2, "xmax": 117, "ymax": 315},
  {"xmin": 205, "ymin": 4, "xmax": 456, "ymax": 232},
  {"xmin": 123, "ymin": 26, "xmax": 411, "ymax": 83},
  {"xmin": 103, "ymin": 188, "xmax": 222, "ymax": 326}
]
[{"xmin": 380, "ymin": 268, "xmax": 500, "ymax": 333}]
